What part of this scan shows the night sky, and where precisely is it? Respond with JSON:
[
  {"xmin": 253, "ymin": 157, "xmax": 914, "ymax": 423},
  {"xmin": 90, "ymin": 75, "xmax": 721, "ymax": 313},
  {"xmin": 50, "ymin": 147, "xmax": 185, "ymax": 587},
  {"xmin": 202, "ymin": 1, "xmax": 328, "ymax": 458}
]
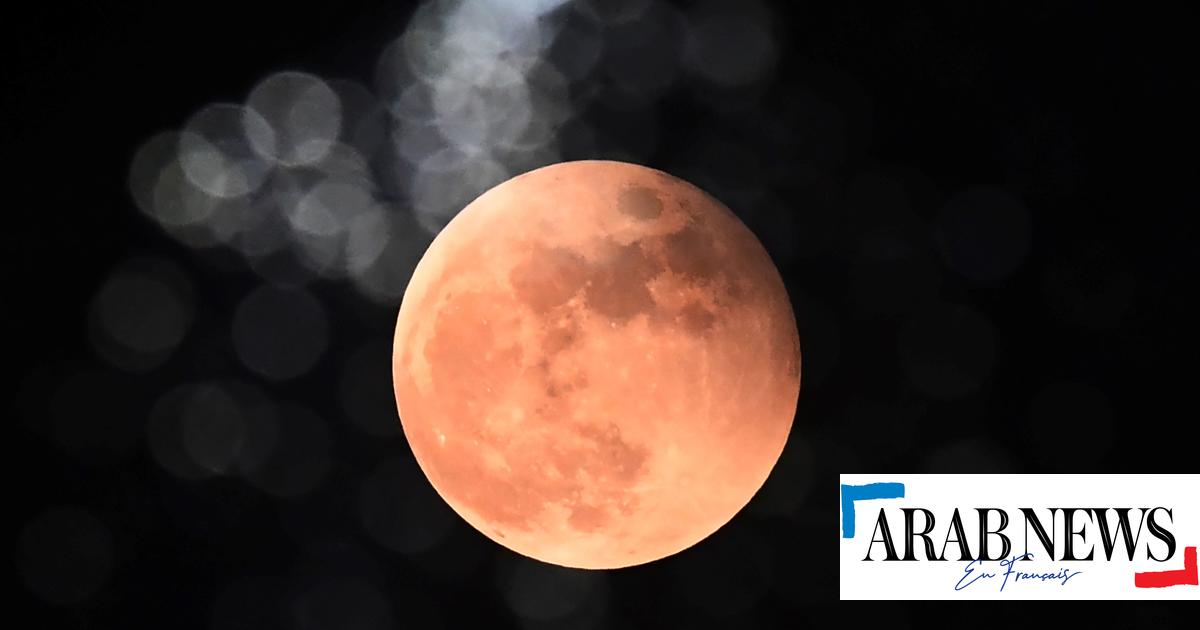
[{"xmin": 10, "ymin": 1, "xmax": 1198, "ymax": 626}]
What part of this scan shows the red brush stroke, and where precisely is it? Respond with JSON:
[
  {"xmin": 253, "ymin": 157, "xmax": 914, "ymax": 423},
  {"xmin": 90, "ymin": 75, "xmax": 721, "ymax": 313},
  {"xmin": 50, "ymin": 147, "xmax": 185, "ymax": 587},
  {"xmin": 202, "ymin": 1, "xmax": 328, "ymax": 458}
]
[{"xmin": 1134, "ymin": 546, "xmax": 1198, "ymax": 588}]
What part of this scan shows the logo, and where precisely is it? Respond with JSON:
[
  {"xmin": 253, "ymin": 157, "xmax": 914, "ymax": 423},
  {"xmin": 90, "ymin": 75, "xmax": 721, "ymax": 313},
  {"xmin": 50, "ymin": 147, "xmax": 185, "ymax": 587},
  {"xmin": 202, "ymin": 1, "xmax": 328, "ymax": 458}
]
[{"xmin": 839, "ymin": 474, "xmax": 1199, "ymax": 600}]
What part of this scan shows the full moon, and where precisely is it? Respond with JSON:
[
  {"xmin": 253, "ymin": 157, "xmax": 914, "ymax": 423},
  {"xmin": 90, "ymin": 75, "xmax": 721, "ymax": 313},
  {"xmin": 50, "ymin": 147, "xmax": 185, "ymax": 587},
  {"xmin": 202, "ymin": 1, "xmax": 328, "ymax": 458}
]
[{"xmin": 392, "ymin": 160, "xmax": 800, "ymax": 569}]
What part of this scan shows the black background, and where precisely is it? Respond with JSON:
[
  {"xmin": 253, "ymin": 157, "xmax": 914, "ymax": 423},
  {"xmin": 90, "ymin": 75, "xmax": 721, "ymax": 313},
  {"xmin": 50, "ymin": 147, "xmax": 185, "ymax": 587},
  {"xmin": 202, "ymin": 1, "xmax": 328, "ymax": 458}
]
[{"xmin": 9, "ymin": 0, "xmax": 1197, "ymax": 626}]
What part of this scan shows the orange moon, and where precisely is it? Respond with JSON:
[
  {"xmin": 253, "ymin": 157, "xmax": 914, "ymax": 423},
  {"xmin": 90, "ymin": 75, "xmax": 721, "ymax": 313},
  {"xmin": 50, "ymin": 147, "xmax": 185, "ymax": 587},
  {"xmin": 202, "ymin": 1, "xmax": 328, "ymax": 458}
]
[{"xmin": 392, "ymin": 160, "xmax": 800, "ymax": 569}]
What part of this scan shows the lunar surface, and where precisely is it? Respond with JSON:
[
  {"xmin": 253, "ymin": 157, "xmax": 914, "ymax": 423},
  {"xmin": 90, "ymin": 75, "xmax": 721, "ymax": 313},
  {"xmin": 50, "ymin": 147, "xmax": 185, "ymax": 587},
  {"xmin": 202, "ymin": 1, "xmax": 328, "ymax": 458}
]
[{"xmin": 392, "ymin": 160, "xmax": 800, "ymax": 569}]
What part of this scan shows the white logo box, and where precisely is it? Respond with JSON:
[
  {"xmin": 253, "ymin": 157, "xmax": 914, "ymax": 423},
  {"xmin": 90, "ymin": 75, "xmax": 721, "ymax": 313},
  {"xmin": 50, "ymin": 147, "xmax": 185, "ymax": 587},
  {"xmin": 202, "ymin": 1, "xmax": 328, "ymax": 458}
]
[{"xmin": 839, "ymin": 474, "xmax": 1200, "ymax": 600}]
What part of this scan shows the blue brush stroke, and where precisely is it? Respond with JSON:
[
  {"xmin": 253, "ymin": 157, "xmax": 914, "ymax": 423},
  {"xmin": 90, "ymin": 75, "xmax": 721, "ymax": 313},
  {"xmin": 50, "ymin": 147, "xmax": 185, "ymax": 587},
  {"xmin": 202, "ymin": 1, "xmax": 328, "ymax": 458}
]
[{"xmin": 841, "ymin": 482, "xmax": 905, "ymax": 538}]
